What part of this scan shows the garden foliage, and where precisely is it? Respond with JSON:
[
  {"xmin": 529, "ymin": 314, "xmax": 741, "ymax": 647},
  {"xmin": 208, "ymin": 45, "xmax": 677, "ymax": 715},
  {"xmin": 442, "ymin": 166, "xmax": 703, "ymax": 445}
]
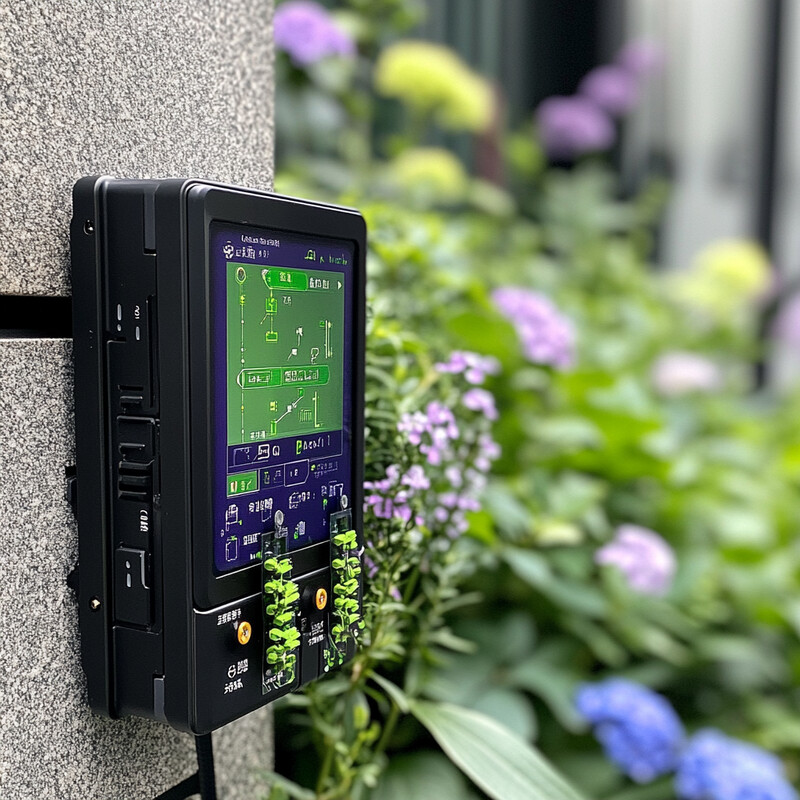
[{"xmin": 269, "ymin": 2, "xmax": 800, "ymax": 798}]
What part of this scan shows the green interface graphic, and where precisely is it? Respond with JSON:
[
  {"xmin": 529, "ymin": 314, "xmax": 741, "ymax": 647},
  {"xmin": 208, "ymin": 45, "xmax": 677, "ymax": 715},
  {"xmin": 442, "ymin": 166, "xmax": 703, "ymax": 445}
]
[{"xmin": 227, "ymin": 264, "xmax": 345, "ymax": 445}]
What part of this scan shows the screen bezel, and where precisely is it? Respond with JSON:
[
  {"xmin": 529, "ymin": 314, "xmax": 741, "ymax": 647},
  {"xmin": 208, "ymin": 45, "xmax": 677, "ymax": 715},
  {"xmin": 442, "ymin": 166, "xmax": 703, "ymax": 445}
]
[{"xmin": 186, "ymin": 186, "xmax": 366, "ymax": 610}]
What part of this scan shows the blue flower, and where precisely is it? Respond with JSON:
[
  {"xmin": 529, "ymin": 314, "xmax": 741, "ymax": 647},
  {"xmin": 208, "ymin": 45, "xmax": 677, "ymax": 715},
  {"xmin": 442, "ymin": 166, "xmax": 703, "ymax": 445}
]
[
  {"xmin": 676, "ymin": 729, "xmax": 798, "ymax": 800},
  {"xmin": 576, "ymin": 679, "xmax": 685, "ymax": 783}
]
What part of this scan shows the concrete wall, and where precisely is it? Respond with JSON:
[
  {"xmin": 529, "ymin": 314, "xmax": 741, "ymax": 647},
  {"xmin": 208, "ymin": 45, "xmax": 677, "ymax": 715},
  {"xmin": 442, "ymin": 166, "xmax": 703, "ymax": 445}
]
[{"xmin": 0, "ymin": 2, "xmax": 275, "ymax": 797}]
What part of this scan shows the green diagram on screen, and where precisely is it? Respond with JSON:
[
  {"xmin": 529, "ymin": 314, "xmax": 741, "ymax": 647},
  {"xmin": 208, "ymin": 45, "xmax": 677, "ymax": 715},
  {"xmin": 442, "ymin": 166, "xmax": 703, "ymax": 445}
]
[{"xmin": 227, "ymin": 264, "xmax": 345, "ymax": 445}]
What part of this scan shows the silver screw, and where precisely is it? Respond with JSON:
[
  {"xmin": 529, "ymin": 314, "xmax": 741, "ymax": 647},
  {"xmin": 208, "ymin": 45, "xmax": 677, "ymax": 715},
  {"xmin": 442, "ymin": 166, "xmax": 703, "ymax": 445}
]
[
  {"xmin": 340, "ymin": 495, "xmax": 348, "ymax": 509},
  {"xmin": 89, "ymin": 597, "xmax": 101, "ymax": 611}
]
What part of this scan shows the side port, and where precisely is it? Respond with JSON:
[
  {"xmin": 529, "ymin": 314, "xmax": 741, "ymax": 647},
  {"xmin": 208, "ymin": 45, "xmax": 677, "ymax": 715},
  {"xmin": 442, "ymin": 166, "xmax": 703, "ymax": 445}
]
[
  {"xmin": 117, "ymin": 460, "xmax": 152, "ymax": 501},
  {"xmin": 116, "ymin": 417, "xmax": 156, "ymax": 502}
]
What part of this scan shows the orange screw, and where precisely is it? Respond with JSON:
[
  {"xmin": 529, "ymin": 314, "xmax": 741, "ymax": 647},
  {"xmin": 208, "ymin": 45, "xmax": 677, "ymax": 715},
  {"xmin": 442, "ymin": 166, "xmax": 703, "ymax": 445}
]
[{"xmin": 237, "ymin": 620, "xmax": 252, "ymax": 645}]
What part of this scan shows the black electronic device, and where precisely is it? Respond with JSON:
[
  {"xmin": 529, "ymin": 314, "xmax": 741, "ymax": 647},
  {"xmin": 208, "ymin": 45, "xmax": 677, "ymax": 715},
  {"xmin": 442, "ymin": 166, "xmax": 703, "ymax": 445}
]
[{"xmin": 70, "ymin": 177, "xmax": 366, "ymax": 734}]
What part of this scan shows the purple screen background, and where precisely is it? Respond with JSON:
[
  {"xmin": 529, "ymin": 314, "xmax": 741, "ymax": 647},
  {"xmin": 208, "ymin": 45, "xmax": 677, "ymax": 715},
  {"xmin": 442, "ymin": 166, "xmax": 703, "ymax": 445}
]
[{"xmin": 210, "ymin": 222, "xmax": 355, "ymax": 573}]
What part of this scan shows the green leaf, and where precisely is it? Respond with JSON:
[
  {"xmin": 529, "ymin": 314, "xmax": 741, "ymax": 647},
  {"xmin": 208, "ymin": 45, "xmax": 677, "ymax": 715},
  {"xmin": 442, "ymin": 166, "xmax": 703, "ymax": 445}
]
[
  {"xmin": 411, "ymin": 700, "xmax": 587, "ymax": 800},
  {"xmin": 371, "ymin": 751, "xmax": 469, "ymax": 800},
  {"xmin": 370, "ymin": 672, "xmax": 410, "ymax": 712},
  {"xmin": 260, "ymin": 771, "xmax": 316, "ymax": 800},
  {"xmin": 471, "ymin": 687, "xmax": 539, "ymax": 741},
  {"xmin": 505, "ymin": 548, "xmax": 608, "ymax": 618},
  {"xmin": 508, "ymin": 657, "xmax": 584, "ymax": 733}
]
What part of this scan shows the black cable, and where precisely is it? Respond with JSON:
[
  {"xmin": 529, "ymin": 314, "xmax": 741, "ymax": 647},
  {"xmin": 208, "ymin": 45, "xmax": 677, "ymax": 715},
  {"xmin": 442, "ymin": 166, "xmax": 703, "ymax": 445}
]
[
  {"xmin": 195, "ymin": 733, "xmax": 218, "ymax": 800},
  {"xmin": 153, "ymin": 773, "xmax": 201, "ymax": 800}
]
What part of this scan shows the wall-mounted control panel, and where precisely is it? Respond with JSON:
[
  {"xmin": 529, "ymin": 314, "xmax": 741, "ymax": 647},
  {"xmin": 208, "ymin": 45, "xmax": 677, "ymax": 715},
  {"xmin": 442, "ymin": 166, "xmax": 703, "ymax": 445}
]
[{"xmin": 71, "ymin": 177, "xmax": 366, "ymax": 733}]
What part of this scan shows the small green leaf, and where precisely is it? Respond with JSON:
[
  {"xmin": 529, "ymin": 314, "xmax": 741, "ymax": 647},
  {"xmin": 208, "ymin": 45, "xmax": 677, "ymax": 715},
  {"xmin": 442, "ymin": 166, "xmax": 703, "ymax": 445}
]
[
  {"xmin": 370, "ymin": 672, "xmax": 410, "ymax": 713},
  {"xmin": 260, "ymin": 771, "xmax": 316, "ymax": 800},
  {"xmin": 411, "ymin": 700, "xmax": 586, "ymax": 800}
]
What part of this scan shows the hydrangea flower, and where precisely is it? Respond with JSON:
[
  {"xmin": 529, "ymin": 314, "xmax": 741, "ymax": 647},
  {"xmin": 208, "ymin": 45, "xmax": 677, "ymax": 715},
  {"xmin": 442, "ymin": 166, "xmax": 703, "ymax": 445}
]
[
  {"xmin": 274, "ymin": 1, "xmax": 355, "ymax": 66},
  {"xmin": 535, "ymin": 95, "xmax": 615, "ymax": 159},
  {"xmin": 616, "ymin": 38, "xmax": 666, "ymax": 77},
  {"xmin": 772, "ymin": 292, "xmax": 800, "ymax": 348},
  {"xmin": 492, "ymin": 287, "xmax": 575, "ymax": 368},
  {"xmin": 576, "ymin": 679, "xmax": 686, "ymax": 783},
  {"xmin": 579, "ymin": 65, "xmax": 639, "ymax": 115},
  {"xmin": 595, "ymin": 524, "xmax": 676, "ymax": 595},
  {"xmin": 676, "ymin": 729, "xmax": 798, "ymax": 800},
  {"xmin": 375, "ymin": 40, "xmax": 493, "ymax": 133},
  {"xmin": 436, "ymin": 350, "xmax": 500, "ymax": 385},
  {"xmin": 671, "ymin": 239, "xmax": 772, "ymax": 321},
  {"xmin": 388, "ymin": 148, "xmax": 469, "ymax": 204},
  {"xmin": 651, "ymin": 352, "xmax": 722, "ymax": 397}
]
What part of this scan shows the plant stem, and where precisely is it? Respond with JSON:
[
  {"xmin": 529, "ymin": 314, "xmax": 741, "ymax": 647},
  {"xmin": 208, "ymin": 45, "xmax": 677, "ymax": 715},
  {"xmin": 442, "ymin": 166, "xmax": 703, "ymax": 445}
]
[
  {"xmin": 316, "ymin": 736, "xmax": 335, "ymax": 797},
  {"xmin": 373, "ymin": 701, "xmax": 401, "ymax": 759}
]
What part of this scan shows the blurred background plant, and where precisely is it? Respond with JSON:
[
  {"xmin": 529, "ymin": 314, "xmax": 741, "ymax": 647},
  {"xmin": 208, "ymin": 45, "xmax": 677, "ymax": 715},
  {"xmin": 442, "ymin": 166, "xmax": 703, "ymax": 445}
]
[{"xmin": 266, "ymin": 2, "xmax": 800, "ymax": 799}]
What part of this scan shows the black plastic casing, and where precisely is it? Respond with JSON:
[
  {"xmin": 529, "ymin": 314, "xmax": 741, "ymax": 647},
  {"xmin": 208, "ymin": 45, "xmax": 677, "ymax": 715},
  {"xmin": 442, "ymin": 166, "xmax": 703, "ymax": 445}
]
[{"xmin": 71, "ymin": 177, "xmax": 366, "ymax": 733}]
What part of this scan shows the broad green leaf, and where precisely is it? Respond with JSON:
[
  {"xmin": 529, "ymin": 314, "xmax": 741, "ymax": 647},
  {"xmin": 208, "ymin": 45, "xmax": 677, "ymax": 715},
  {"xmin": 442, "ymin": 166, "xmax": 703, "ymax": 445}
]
[
  {"xmin": 371, "ymin": 751, "xmax": 469, "ymax": 800},
  {"xmin": 471, "ymin": 687, "xmax": 539, "ymax": 741},
  {"xmin": 411, "ymin": 700, "xmax": 586, "ymax": 800}
]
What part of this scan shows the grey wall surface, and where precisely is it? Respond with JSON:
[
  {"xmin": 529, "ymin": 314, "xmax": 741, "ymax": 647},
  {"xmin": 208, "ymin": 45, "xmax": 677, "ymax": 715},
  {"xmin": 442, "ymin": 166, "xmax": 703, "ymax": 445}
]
[
  {"xmin": 0, "ymin": 1, "xmax": 275, "ymax": 798},
  {"xmin": 0, "ymin": 0, "xmax": 275, "ymax": 296}
]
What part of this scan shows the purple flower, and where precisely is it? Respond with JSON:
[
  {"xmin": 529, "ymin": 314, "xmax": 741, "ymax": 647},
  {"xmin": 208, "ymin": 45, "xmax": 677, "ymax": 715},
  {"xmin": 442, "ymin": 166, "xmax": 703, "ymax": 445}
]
[
  {"xmin": 462, "ymin": 388, "xmax": 499, "ymax": 421},
  {"xmin": 651, "ymin": 352, "xmax": 722, "ymax": 397},
  {"xmin": 274, "ymin": 1, "xmax": 355, "ymax": 67},
  {"xmin": 579, "ymin": 65, "xmax": 639, "ymax": 115},
  {"xmin": 363, "ymin": 549, "xmax": 378, "ymax": 580},
  {"xmin": 364, "ymin": 465, "xmax": 417, "ymax": 524},
  {"xmin": 477, "ymin": 433, "xmax": 501, "ymax": 462},
  {"xmin": 772, "ymin": 292, "xmax": 800, "ymax": 348},
  {"xmin": 492, "ymin": 287, "xmax": 575, "ymax": 368},
  {"xmin": 576, "ymin": 679, "xmax": 685, "ymax": 783},
  {"xmin": 616, "ymin": 38, "xmax": 666, "ymax": 77},
  {"xmin": 676, "ymin": 730, "xmax": 798, "ymax": 800},
  {"xmin": 398, "ymin": 402, "xmax": 459, "ymax": 466},
  {"xmin": 401, "ymin": 465, "xmax": 430, "ymax": 491},
  {"xmin": 436, "ymin": 350, "xmax": 500, "ymax": 385},
  {"xmin": 535, "ymin": 95, "xmax": 615, "ymax": 159},
  {"xmin": 596, "ymin": 525, "xmax": 676, "ymax": 596}
]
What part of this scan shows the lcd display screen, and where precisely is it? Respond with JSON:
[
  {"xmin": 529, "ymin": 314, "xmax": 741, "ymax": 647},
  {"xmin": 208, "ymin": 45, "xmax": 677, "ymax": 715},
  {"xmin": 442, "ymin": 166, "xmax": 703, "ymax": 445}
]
[{"xmin": 211, "ymin": 223, "xmax": 355, "ymax": 573}]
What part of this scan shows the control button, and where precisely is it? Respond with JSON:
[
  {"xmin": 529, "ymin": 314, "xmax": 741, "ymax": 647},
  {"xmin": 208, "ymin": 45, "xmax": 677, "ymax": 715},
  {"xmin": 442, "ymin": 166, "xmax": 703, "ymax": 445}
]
[
  {"xmin": 315, "ymin": 588, "xmax": 328, "ymax": 610},
  {"xmin": 114, "ymin": 547, "xmax": 151, "ymax": 626},
  {"xmin": 237, "ymin": 621, "xmax": 252, "ymax": 645}
]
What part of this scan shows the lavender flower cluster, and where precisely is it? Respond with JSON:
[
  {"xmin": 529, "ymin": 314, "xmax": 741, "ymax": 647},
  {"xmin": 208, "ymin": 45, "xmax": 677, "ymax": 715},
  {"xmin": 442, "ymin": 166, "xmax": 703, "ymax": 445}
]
[
  {"xmin": 577, "ymin": 680, "xmax": 798, "ymax": 800},
  {"xmin": 492, "ymin": 287, "xmax": 574, "ymax": 369},
  {"xmin": 536, "ymin": 38, "xmax": 664, "ymax": 159},
  {"xmin": 274, "ymin": 1, "xmax": 355, "ymax": 67},
  {"xmin": 364, "ymin": 350, "xmax": 501, "ymax": 543}
]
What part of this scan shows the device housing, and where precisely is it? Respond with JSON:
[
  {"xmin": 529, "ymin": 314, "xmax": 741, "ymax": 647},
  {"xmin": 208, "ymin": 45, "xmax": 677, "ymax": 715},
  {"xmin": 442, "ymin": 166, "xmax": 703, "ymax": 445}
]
[{"xmin": 71, "ymin": 177, "xmax": 366, "ymax": 733}]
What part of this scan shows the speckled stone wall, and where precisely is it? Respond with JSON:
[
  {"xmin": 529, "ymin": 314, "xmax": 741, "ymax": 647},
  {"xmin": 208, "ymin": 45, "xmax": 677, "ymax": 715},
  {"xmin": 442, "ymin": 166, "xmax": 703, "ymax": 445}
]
[
  {"xmin": 0, "ymin": 0, "xmax": 275, "ymax": 296},
  {"xmin": 0, "ymin": 1, "xmax": 275, "ymax": 798}
]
